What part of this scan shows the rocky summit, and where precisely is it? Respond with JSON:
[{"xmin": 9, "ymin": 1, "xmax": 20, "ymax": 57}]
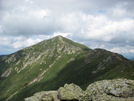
[
  {"xmin": 0, "ymin": 36, "xmax": 134, "ymax": 101},
  {"xmin": 25, "ymin": 79, "xmax": 134, "ymax": 101}
]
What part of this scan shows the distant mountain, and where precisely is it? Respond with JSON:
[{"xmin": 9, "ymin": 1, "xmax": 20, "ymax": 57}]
[
  {"xmin": 131, "ymin": 58, "xmax": 134, "ymax": 61},
  {"xmin": 0, "ymin": 55, "xmax": 6, "ymax": 58},
  {"xmin": 0, "ymin": 36, "xmax": 134, "ymax": 101}
]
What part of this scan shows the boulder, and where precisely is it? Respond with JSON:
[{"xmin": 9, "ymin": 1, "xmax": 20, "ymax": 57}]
[
  {"xmin": 25, "ymin": 91, "xmax": 46, "ymax": 101},
  {"xmin": 25, "ymin": 91, "xmax": 59, "ymax": 101},
  {"xmin": 41, "ymin": 93, "xmax": 54, "ymax": 101},
  {"xmin": 58, "ymin": 83, "xmax": 91, "ymax": 101},
  {"xmin": 86, "ymin": 79, "xmax": 134, "ymax": 101},
  {"xmin": 25, "ymin": 79, "xmax": 134, "ymax": 101}
]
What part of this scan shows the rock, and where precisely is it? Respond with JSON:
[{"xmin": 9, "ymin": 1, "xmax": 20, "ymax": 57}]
[
  {"xmin": 86, "ymin": 79, "xmax": 134, "ymax": 101},
  {"xmin": 1, "ymin": 68, "xmax": 12, "ymax": 77},
  {"xmin": 25, "ymin": 79, "xmax": 134, "ymax": 101},
  {"xmin": 25, "ymin": 91, "xmax": 59, "ymax": 101},
  {"xmin": 58, "ymin": 83, "xmax": 91, "ymax": 101},
  {"xmin": 25, "ymin": 91, "xmax": 46, "ymax": 101},
  {"xmin": 41, "ymin": 93, "xmax": 54, "ymax": 101}
]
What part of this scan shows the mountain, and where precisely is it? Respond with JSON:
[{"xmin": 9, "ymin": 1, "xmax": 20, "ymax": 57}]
[
  {"xmin": 0, "ymin": 55, "xmax": 6, "ymax": 58},
  {"xmin": 131, "ymin": 58, "xmax": 134, "ymax": 61},
  {"xmin": 0, "ymin": 36, "xmax": 134, "ymax": 101}
]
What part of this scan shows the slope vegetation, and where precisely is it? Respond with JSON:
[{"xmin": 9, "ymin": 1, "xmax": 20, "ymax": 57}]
[{"xmin": 0, "ymin": 36, "xmax": 134, "ymax": 101}]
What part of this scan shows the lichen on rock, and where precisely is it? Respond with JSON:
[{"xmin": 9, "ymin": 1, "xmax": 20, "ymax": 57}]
[
  {"xmin": 41, "ymin": 93, "xmax": 54, "ymax": 101},
  {"xmin": 25, "ymin": 91, "xmax": 59, "ymax": 101},
  {"xmin": 25, "ymin": 79, "xmax": 134, "ymax": 101},
  {"xmin": 86, "ymin": 79, "xmax": 134, "ymax": 101},
  {"xmin": 58, "ymin": 83, "xmax": 86, "ymax": 101}
]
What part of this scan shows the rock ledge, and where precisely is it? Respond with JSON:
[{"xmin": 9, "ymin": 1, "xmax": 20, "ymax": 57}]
[{"xmin": 25, "ymin": 79, "xmax": 134, "ymax": 101}]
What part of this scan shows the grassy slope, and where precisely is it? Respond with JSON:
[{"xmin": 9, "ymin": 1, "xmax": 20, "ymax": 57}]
[
  {"xmin": 0, "ymin": 36, "xmax": 134, "ymax": 101},
  {"xmin": 10, "ymin": 50, "xmax": 134, "ymax": 101},
  {"xmin": 0, "ymin": 36, "xmax": 90, "ymax": 101}
]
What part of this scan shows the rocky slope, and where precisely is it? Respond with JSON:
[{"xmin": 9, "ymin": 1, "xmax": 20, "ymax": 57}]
[
  {"xmin": 25, "ymin": 79, "xmax": 134, "ymax": 101},
  {"xmin": 0, "ymin": 36, "xmax": 134, "ymax": 101}
]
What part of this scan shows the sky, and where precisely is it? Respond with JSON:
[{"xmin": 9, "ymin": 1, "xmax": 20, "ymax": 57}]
[{"xmin": 0, "ymin": 0, "xmax": 134, "ymax": 59}]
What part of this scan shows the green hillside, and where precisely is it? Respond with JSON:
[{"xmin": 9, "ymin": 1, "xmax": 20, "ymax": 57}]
[{"xmin": 0, "ymin": 36, "xmax": 134, "ymax": 101}]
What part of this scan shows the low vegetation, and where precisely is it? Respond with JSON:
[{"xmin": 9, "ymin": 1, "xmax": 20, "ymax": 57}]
[{"xmin": 0, "ymin": 36, "xmax": 134, "ymax": 101}]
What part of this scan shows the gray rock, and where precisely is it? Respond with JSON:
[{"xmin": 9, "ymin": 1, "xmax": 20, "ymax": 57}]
[
  {"xmin": 86, "ymin": 79, "xmax": 134, "ymax": 101},
  {"xmin": 25, "ymin": 79, "xmax": 134, "ymax": 101},
  {"xmin": 41, "ymin": 93, "xmax": 54, "ymax": 101},
  {"xmin": 58, "ymin": 83, "xmax": 87, "ymax": 100},
  {"xmin": 25, "ymin": 91, "xmax": 59, "ymax": 101}
]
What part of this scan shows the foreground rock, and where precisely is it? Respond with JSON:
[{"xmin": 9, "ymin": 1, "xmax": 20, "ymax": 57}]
[
  {"xmin": 25, "ymin": 91, "xmax": 60, "ymax": 101},
  {"xmin": 25, "ymin": 79, "xmax": 134, "ymax": 101},
  {"xmin": 58, "ymin": 83, "xmax": 91, "ymax": 101},
  {"xmin": 86, "ymin": 79, "xmax": 134, "ymax": 101}
]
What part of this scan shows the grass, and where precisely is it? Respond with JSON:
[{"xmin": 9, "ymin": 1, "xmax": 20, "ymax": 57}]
[{"xmin": 0, "ymin": 36, "xmax": 134, "ymax": 101}]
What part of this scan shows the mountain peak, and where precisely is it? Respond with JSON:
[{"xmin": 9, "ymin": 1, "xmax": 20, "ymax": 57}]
[
  {"xmin": 54, "ymin": 35, "xmax": 63, "ymax": 38},
  {"xmin": 38, "ymin": 35, "xmax": 90, "ymax": 52},
  {"xmin": 52, "ymin": 35, "xmax": 65, "ymax": 43},
  {"xmin": 2, "ymin": 36, "xmax": 90, "ymax": 66},
  {"xmin": 1, "ymin": 35, "xmax": 134, "ymax": 101}
]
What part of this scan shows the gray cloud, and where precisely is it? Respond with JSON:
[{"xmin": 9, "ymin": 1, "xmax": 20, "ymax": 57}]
[{"xmin": 0, "ymin": 0, "xmax": 134, "ymax": 59}]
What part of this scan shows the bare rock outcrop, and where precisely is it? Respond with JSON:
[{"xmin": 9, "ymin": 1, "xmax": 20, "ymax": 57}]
[
  {"xmin": 24, "ymin": 79, "xmax": 134, "ymax": 101},
  {"xmin": 25, "ymin": 79, "xmax": 134, "ymax": 101},
  {"xmin": 86, "ymin": 79, "xmax": 134, "ymax": 101},
  {"xmin": 58, "ymin": 83, "xmax": 90, "ymax": 101},
  {"xmin": 25, "ymin": 91, "xmax": 59, "ymax": 101}
]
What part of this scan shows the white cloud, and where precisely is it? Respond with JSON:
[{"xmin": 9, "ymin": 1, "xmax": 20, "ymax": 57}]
[
  {"xmin": 0, "ymin": 26, "xmax": 3, "ymax": 33},
  {"xmin": 130, "ymin": 49, "xmax": 134, "ymax": 54},
  {"xmin": 0, "ymin": 36, "xmax": 43, "ymax": 49},
  {"xmin": 0, "ymin": 0, "xmax": 134, "ymax": 58},
  {"xmin": 29, "ymin": 9, "xmax": 51, "ymax": 19},
  {"xmin": 25, "ymin": 0, "xmax": 33, "ymax": 3},
  {"xmin": 112, "ymin": 7, "xmax": 126, "ymax": 17},
  {"xmin": 52, "ymin": 32, "xmax": 72, "ymax": 38},
  {"xmin": 3, "ymin": 6, "xmax": 51, "ymax": 20},
  {"xmin": 1, "ymin": 6, "xmax": 52, "ymax": 36},
  {"xmin": 110, "ymin": 2, "xmax": 134, "ymax": 19},
  {"xmin": 110, "ymin": 46, "xmax": 134, "ymax": 55},
  {"xmin": 25, "ymin": 0, "xmax": 29, "ymax": 2},
  {"xmin": 11, "ymin": 37, "xmax": 43, "ymax": 49},
  {"xmin": 0, "ymin": 37, "xmax": 11, "ymax": 46},
  {"xmin": 110, "ymin": 48, "xmax": 124, "ymax": 53},
  {"xmin": 110, "ymin": 48, "xmax": 118, "ymax": 53}
]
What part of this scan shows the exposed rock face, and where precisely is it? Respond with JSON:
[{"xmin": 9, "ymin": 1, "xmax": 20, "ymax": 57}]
[
  {"xmin": 1, "ymin": 68, "xmax": 12, "ymax": 77},
  {"xmin": 86, "ymin": 79, "xmax": 134, "ymax": 101},
  {"xmin": 25, "ymin": 91, "xmax": 60, "ymax": 101},
  {"xmin": 25, "ymin": 79, "xmax": 134, "ymax": 101},
  {"xmin": 58, "ymin": 83, "xmax": 87, "ymax": 101}
]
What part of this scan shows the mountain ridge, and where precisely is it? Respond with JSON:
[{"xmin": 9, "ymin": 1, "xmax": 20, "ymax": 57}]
[
  {"xmin": 0, "ymin": 55, "xmax": 6, "ymax": 58},
  {"xmin": 0, "ymin": 36, "xmax": 134, "ymax": 101},
  {"xmin": 130, "ymin": 58, "xmax": 134, "ymax": 61}
]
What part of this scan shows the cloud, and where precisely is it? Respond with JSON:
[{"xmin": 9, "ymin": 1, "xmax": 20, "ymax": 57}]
[
  {"xmin": 0, "ymin": 26, "xmax": 3, "ymax": 33},
  {"xmin": 0, "ymin": 36, "xmax": 43, "ymax": 54},
  {"xmin": 0, "ymin": 0, "xmax": 134, "ymax": 58},
  {"xmin": 0, "ymin": 5, "xmax": 52, "ymax": 36},
  {"xmin": 52, "ymin": 32, "xmax": 72, "ymax": 38},
  {"xmin": 11, "ymin": 37, "xmax": 42, "ymax": 49},
  {"xmin": 109, "ymin": 47, "xmax": 134, "ymax": 59}
]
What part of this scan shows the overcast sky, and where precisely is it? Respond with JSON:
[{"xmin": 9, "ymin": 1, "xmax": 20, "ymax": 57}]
[{"xmin": 0, "ymin": 0, "xmax": 134, "ymax": 59}]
